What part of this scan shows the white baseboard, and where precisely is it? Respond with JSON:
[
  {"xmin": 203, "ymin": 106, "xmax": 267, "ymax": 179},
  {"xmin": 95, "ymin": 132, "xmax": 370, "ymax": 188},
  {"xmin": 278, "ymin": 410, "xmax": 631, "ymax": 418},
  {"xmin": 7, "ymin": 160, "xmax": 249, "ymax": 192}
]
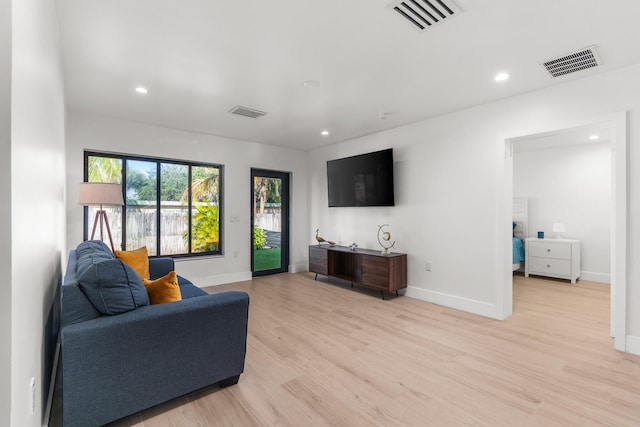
[
  {"xmin": 580, "ymin": 271, "xmax": 610, "ymax": 284},
  {"xmin": 289, "ymin": 263, "xmax": 308, "ymax": 273},
  {"xmin": 195, "ymin": 271, "xmax": 252, "ymax": 287},
  {"xmin": 405, "ymin": 286, "xmax": 503, "ymax": 320},
  {"xmin": 625, "ymin": 335, "xmax": 640, "ymax": 356}
]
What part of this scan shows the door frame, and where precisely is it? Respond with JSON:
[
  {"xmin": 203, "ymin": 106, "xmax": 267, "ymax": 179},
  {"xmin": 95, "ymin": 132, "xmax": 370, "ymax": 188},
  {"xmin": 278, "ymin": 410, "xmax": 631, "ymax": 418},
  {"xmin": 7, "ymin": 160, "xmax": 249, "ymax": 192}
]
[
  {"xmin": 501, "ymin": 111, "xmax": 627, "ymax": 351},
  {"xmin": 251, "ymin": 168, "xmax": 290, "ymax": 276}
]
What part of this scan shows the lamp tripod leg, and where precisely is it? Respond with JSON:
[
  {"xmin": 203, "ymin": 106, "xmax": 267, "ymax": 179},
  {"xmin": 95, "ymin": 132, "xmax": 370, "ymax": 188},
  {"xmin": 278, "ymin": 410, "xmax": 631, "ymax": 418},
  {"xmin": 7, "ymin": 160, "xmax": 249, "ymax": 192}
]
[
  {"xmin": 90, "ymin": 210, "xmax": 101, "ymax": 240},
  {"xmin": 101, "ymin": 211, "xmax": 116, "ymax": 252}
]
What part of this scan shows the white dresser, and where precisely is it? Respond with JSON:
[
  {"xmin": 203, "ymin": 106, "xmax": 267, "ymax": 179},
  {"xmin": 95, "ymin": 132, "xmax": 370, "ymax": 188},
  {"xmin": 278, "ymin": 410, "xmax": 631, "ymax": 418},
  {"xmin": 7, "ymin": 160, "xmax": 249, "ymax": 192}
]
[{"xmin": 525, "ymin": 238, "xmax": 580, "ymax": 284}]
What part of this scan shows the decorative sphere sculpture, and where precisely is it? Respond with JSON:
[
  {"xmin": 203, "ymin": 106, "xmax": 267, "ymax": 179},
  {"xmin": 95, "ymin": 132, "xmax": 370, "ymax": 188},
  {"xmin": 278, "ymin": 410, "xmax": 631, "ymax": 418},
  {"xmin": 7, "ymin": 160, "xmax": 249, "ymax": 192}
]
[{"xmin": 377, "ymin": 224, "xmax": 396, "ymax": 254}]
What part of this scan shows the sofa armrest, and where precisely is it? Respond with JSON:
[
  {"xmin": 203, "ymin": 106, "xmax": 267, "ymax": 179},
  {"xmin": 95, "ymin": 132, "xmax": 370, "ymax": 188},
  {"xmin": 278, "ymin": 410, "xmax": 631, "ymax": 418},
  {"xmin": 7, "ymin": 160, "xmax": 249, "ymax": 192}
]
[
  {"xmin": 61, "ymin": 290, "xmax": 249, "ymax": 427},
  {"xmin": 149, "ymin": 257, "xmax": 175, "ymax": 279}
]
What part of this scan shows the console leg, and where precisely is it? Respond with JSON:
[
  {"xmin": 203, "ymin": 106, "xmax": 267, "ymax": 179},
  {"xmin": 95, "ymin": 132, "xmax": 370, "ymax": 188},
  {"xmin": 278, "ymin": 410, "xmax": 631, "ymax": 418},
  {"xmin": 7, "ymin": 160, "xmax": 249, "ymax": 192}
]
[
  {"xmin": 314, "ymin": 273, "xmax": 317, "ymax": 280},
  {"xmin": 395, "ymin": 290, "xmax": 399, "ymax": 297},
  {"xmin": 380, "ymin": 290, "xmax": 385, "ymax": 300},
  {"xmin": 351, "ymin": 283, "xmax": 354, "ymax": 288}
]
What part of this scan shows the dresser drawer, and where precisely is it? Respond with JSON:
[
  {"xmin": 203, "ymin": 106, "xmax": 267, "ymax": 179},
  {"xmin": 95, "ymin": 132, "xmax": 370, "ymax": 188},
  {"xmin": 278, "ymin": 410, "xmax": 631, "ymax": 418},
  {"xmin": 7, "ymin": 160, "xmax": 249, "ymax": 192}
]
[
  {"xmin": 528, "ymin": 241, "xmax": 571, "ymax": 260},
  {"xmin": 528, "ymin": 257, "xmax": 571, "ymax": 276}
]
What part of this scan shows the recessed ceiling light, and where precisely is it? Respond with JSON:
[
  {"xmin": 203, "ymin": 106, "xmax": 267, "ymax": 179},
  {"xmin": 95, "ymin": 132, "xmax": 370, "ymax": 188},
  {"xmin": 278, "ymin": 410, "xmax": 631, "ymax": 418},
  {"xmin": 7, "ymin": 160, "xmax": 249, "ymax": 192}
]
[
  {"xmin": 494, "ymin": 73, "xmax": 509, "ymax": 82},
  {"xmin": 135, "ymin": 86, "xmax": 148, "ymax": 94},
  {"xmin": 379, "ymin": 112, "xmax": 392, "ymax": 120},
  {"xmin": 321, "ymin": 130, "xmax": 329, "ymax": 136},
  {"xmin": 303, "ymin": 80, "xmax": 319, "ymax": 88},
  {"xmin": 589, "ymin": 134, "xmax": 600, "ymax": 140}
]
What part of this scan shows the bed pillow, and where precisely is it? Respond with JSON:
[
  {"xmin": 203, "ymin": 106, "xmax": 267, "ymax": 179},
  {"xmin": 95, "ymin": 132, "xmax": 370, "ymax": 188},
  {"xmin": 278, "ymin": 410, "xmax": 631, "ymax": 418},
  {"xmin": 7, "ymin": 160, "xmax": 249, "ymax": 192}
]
[
  {"xmin": 115, "ymin": 246, "xmax": 150, "ymax": 280},
  {"xmin": 143, "ymin": 271, "xmax": 182, "ymax": 305},
  {"xmin": 77, "ymin": 258, "xmax": 149, "ymax": 315}
]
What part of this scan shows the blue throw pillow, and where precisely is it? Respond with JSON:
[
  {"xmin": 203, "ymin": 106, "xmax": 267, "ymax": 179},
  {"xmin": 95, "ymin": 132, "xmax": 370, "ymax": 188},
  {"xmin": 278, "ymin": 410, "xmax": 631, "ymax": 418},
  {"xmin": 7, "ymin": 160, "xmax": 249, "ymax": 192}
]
[{"xmin": 77, "ymin": 258, "xmax": 149, "ymax": 315}]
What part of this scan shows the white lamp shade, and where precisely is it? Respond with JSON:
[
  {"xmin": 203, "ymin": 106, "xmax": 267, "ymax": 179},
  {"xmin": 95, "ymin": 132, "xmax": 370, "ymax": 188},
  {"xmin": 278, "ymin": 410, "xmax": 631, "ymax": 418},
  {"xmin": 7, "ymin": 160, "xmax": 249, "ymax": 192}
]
[
  {"xmin": 78, "ymin": 182, "xmax": 124, "ymax": 206},
  {"xmin": 552, "ymin": 223, "xmax": 566, "ymax": 233}
]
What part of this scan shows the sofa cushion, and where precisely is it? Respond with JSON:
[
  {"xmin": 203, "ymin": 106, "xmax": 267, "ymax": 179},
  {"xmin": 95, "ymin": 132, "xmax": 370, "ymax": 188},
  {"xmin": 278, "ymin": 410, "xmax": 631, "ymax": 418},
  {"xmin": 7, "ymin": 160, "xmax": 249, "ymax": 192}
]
[
  {"xmin": 115, "ymin": 246, "xmax": 150, "ymax": 280},
  {"xmin": 76, "ymin": 240, "xmax": 114, "ymax": 259},
  {"xmin": 78, "ymin": 258, "xmax": 150, "ymax": 315},
  {"xmin": 177, "ymin": 275, "xmax": 207, "ymax": 299},
  {"xmin": 62, "ymin": 283, "xmax": 102, "ymax": 325},
  {"xmin": 76, "ymin": 241, "xmax": 115, "ymax": 279},
  {"xmin": 143, "ymin": 271, "xmax": 182, "ymax": 305}
]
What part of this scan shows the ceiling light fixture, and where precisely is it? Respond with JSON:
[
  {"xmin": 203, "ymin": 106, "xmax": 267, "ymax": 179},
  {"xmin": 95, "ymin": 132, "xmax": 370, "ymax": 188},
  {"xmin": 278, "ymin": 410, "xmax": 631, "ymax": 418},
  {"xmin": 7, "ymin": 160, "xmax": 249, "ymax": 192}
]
[
  {"xmin": 494, "ymin": 73, "xmax": 509, "ymax": 82},
  {"xmin": 135, "ymin": 86, "xmax": 148, "ymax": 94},
  {"xmin": 589, "ymin": 134, "xmax": 600, "ymax": 140},
  {"xmin": 303, "ymin": 80, "xmax": 319, "ymax": 88},
  {"xmin": 379, "ymin": 112, "xmax": 392, "ymax": 120},
  {"xmin": 321, "ymin": 130, "xmax": 330, "ymax": 136}
]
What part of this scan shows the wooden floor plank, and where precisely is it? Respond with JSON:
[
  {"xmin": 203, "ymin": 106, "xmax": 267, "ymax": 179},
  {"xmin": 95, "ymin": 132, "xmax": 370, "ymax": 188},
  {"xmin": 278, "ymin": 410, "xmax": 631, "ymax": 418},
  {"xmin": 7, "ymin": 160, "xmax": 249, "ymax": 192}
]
[{"xmin": 51, "ymin": 273, "xmax": 640, "ymax": 426}]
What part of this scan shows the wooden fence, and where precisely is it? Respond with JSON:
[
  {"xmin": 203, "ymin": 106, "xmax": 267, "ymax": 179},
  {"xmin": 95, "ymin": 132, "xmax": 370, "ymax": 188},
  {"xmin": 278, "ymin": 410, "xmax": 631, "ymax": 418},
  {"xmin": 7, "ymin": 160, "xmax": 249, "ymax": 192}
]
[{"xmin": 90, "ymin": 205, "xmax": 192, "ymax": 255}]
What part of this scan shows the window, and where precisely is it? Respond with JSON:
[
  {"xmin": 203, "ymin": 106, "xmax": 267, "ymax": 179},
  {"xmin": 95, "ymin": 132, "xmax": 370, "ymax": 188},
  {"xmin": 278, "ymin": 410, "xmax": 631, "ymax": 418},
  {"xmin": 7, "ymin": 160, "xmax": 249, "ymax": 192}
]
[{"xmin": 84, "ymin": 152, "xmax": 223, "ymax": 257}]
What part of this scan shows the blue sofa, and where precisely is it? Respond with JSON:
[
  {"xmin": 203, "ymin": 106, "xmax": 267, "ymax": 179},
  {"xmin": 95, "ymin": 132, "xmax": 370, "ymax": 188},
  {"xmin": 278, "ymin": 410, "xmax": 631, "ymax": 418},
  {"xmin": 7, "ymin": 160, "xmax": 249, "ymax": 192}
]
[{"xmin": 61, "ymin": 241, "xmax": 249, "ymax": 427}]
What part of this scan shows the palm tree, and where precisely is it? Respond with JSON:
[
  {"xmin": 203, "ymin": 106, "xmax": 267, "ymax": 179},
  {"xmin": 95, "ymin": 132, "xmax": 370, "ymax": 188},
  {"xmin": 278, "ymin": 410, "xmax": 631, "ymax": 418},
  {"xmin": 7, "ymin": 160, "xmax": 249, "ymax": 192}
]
[
  {"xmin": 181, "ymin": 169, "xmax": 219, "ymax": 203},
  {"xmin": 87, "ymin": 156, "xmax": 122, "ymax": 183}
]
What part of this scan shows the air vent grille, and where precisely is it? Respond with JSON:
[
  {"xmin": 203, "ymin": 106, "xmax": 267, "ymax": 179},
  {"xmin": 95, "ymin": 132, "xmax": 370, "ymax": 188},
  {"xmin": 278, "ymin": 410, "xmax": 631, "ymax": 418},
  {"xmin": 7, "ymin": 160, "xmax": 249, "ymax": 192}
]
[
  {"xmin": 541, "ymin": 46, "xmax": 600, "ymax": 78},
  {"xmin": 229, "ymin": 106, "xmax": 267, "ymax": 119},
  {"xmin": 387, "ymin": 0, "xmax": 461, "ymax": 31}
]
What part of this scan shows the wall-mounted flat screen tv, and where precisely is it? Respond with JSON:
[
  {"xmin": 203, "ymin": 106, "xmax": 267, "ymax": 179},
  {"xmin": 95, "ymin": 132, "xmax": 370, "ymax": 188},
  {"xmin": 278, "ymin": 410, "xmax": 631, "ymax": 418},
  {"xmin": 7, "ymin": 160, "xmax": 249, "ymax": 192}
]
[{"xmin": 327, "ymin": 148, "xmax": 395, "ymax": 207}]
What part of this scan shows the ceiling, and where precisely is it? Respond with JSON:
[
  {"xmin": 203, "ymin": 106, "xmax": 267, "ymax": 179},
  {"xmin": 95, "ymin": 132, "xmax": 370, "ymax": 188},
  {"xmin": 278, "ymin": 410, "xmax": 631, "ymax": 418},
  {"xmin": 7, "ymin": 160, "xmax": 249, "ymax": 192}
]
[{"xmin": 54, "ymin": 0, "xmax": 640, "ymax": 151}]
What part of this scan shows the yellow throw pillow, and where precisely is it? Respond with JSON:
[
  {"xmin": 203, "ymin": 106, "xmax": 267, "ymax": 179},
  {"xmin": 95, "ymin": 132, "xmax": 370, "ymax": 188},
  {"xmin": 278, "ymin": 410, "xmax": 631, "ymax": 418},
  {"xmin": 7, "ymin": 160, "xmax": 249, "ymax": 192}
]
[
  {"xmin": 115, "ymin": 246, "xmax": 150, "ymax": 280},
  {"xmin": 143, "ymin": 271, "xmax": 182, "ymax": 305}
]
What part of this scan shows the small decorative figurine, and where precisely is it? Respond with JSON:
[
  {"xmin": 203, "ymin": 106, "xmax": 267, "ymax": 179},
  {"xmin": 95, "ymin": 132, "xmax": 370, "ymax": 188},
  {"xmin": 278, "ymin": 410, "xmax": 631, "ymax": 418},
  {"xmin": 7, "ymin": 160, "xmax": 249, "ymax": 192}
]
[
  {"xmin": 377, "ymin": 224, "xmax": 396, "ymax": 254},
  {"xmin": 315, "ymin": 229, "xmax": 336, "ymax": 246}
]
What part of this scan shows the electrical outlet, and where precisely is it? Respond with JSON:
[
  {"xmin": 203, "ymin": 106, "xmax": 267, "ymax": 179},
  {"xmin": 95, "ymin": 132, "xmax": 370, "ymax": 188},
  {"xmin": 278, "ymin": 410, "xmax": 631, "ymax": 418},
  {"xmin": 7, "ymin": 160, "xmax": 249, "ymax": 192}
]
[{"xmin": 425, "ymin": 261, "xmax": 432, "ymax": 272}]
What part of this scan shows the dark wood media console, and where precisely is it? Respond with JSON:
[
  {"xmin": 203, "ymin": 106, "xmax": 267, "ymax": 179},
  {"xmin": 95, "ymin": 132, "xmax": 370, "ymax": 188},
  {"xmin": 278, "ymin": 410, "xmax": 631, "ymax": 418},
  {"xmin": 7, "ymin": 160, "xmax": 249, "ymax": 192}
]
[{"xmin": 309, "ymin": 245, "xmax": 407, "ymax": 299}]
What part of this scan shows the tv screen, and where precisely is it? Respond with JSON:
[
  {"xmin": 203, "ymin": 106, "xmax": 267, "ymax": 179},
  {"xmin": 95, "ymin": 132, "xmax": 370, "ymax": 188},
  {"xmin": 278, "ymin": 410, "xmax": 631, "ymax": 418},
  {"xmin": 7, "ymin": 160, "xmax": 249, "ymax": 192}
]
[{"xmin": 327, "ymin": 148, "xmax": 395, "ymax": 207}]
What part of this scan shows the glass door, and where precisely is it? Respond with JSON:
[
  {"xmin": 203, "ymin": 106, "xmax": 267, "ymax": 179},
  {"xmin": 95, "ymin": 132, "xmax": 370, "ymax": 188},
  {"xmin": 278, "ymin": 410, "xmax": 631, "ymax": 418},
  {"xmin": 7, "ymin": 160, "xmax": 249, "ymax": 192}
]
[{"xmin": 251, "ymin": 169, "xmax": 289, "ymax": 276}]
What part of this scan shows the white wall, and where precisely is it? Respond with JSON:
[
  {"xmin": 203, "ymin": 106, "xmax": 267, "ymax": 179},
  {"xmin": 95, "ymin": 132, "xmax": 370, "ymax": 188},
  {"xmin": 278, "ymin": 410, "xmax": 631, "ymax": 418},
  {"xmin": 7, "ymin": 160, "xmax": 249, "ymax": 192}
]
[
  {"xmin": 11, "ymin": 0, "xmax": 66, "ymax": 426},
  {"xmin": 514, "ymin": 142, "xmax": 611, "ymax": 282},
  {"xmin": 0, "ymin": 0, "xmax": 12, "ymax": 424},
  {"xmin": 309, "ymin": 63, "xmax": 640, "ymax": 342},
  {"xmin": 65, "ymin": 111, "xmax": 310, "ymax": 285}
]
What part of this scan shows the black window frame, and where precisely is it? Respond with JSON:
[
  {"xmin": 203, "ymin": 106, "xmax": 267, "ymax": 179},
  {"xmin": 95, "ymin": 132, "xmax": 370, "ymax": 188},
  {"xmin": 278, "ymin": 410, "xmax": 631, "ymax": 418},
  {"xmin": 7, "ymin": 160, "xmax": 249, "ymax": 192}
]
[{"xmin": 83, "ymin": 150, "xmax": 224, "ymax": 258}]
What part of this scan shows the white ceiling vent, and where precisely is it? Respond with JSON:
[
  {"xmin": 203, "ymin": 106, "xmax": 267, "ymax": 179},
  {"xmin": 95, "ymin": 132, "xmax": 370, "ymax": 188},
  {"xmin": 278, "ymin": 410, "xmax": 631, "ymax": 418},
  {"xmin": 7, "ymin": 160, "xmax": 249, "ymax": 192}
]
[
  {"xmin": 387, "ymin": 0, "xmax": 461, "ymax": 31},
  {"xmin": 229, "ymin": 106, "xmax": 267, "ymax": 119},
  {"xmin": 540, "ymin": 46, "xmax": 601, "ymax": 78}
]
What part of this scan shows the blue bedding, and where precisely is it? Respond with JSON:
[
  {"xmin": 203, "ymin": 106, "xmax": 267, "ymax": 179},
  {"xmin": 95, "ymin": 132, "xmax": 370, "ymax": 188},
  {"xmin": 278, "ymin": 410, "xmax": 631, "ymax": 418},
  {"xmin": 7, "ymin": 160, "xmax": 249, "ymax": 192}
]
[{"xmin": 513, "ymin": 237, "xmax": 525, "ymax": 263}]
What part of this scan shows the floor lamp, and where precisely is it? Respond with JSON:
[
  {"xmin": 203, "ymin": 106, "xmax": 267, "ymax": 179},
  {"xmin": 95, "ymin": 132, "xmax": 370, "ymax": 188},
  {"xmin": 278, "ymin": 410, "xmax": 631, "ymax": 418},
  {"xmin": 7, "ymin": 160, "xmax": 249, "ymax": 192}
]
[{"xmin": 78, "ymin": 182, "xmax": 124, "ymax": 252}]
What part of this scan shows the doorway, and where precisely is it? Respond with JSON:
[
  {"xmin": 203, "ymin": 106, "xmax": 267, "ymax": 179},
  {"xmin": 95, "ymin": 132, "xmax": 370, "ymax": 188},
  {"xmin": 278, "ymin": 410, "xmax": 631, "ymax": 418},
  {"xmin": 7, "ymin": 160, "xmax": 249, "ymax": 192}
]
[
  {"xmin": 502, "ymin": 112, "xmax": 627, "ymax": 351},
  {"xmin": 251, "ymin": 169, "xmax": 290, "ymax": 276}
]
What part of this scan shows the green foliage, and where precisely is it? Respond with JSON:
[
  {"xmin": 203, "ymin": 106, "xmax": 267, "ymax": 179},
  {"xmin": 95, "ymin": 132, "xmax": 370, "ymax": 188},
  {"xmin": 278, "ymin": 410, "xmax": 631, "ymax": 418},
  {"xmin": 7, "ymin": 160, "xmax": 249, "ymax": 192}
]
[
  {"xmin": 88, "ymin": 156, "xmax": 122, "ymax": 183},
  {"xmin": 253, "ymin": 225, "xmax": 267, "ymax": 250},
  {"xmin": 254, "ymin": 177, "xmax": 282, "ymax": 212},
  {"xmin": 181, "ymin": 167, "xmax": 220, "ymax": 204},
  {"xmin": 185, "ymin": 203, "xmax": 219, "ymax": 252},
  {"xmin": 126, "ymin": 169, "xmax": 156, "ymax": 201},
  {"xmin": 160, "ymin": 164, "xmax": 188, "ymax": 201},
  {"xmin": 266, "ymin": 179, "xmax": 281, "ymax": 204}
]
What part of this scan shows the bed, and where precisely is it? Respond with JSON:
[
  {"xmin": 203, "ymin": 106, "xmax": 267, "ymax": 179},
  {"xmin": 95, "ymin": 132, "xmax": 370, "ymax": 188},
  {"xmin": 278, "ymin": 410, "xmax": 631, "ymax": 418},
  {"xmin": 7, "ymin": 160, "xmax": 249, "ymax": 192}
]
[{"xmin": 512, "ymin": 198, "xmax": 528, "ymax": 272}]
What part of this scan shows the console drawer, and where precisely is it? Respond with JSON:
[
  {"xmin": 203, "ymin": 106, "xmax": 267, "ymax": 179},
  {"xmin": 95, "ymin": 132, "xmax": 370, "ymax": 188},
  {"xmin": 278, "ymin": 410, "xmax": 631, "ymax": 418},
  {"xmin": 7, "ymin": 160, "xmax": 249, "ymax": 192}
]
[{"xmin": 528, "ymin": 257, "xmax": 571, "ymax": 276}]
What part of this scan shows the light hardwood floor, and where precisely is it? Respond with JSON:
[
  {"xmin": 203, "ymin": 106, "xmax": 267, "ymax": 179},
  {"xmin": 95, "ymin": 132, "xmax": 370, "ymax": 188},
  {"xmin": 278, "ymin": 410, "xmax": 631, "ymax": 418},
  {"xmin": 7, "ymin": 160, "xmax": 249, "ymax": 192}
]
[{"xmin": 53, "ymin": 273, "xmax": 640, "ymax": 426}]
